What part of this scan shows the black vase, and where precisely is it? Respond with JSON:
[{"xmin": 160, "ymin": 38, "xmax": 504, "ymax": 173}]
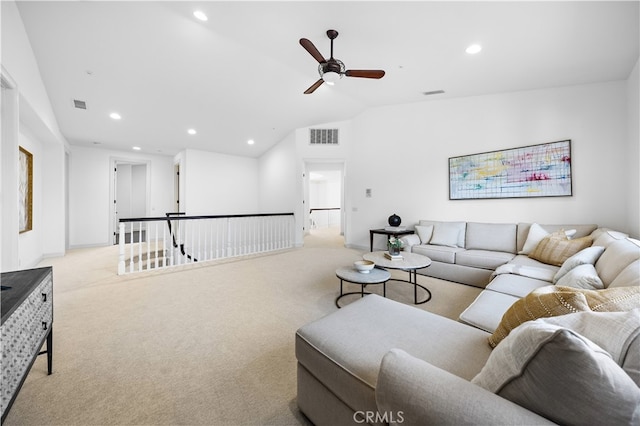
[{"xmin": 388, "ymin": 214, "xmax": 401, "ymax": 227}]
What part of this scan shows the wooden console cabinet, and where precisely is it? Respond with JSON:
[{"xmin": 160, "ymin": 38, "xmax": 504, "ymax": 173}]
[{"xmin": 1, "ymin": 267, "xmax": 53, "ymax": 421}]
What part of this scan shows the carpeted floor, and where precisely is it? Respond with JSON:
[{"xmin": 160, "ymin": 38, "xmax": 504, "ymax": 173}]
[{"xmin": 4, "ymin": 228, "xmax": 481, "ymax": 425}]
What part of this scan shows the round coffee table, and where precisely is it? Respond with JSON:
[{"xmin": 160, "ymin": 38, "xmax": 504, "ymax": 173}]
[
  {"xmin": 335, "ymin": 266, "xmax": 391, "ymax": 308},
  {"xmin": 363, "ymin": 251, "xmax": 432, "ymax": 304}
]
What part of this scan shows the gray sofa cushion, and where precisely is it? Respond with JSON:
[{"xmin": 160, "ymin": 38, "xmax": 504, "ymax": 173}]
[
  {"xmin": 486, "ymin": 273, "xmax": 552, "ymax": 298},
  {"xmin": 456, "ymin": 250, "xmax": 515, "ymax": 270},
  {"xmin": 595, "ymin": 238, "xmax": 640, "ymax": 287},
  {"xmin": 507, "ymin": 254, "xmax": 561, "ymax": 272},
  {"xmin": 411, "ymin": 244, "xmax": 464, "ymax": 264},
  {"xmin": 458, "ymin": 290, "xmax": 519, "ymax": 333},
  {"xmin": 610, "ymin": 260, "xmax": 640, "ymax": 288},
  {"xmin": 466, "ymin": 222, "xmax": 517, "ymax": 253},
  {"xmin": 376, "ymin": 349, "xmax": 555, "ymax": 425},
  {"xmin": 296, "ymin": 295, "xmax": 493, "ymax": 416},
  {"xmin": 419, "ymin": 220, "xmax": 466, "ymax": 248},
  {"xmin": 472, "ymin": 314, "xmax": 640, "ymax": 426}
]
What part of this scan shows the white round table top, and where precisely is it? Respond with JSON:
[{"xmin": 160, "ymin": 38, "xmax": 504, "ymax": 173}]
[
  {"xmin": 335, "ymin": 266, "xmax": 391, "ymax": 284},
  {"xmin": 363, "ymin": 251, "xmax": 432, "ymax": 270}
]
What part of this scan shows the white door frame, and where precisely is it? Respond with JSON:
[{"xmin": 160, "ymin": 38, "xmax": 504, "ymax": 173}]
[
  {"xmin": 109, "ymin": 157, "xmax": 151, "ymax": 244},
  {"xmin": 302, "ymin": 159, "xmax": 347, "ymax": 238}
]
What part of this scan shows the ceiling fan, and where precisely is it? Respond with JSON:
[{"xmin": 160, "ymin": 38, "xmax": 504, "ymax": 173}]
[{"xmin": 299, "ymin": 29, "xmax": 385, "ymax": 94}]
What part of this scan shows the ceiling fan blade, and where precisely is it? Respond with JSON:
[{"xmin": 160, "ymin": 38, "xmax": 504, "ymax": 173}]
[
  {"xmin": 299, "ymin": 38, "xmax": 326, "ymax": 63},
  {"xmin": 304, "ymin": 79, "xmax": 324, "ymax": 94},
  {"xmin": 345, "ymin": 70, "xmax": 386, "ymax": 79}
]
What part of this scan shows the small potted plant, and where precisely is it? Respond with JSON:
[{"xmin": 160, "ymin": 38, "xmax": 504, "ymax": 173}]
[{"xmin": 388, "ymin": 237, "xmax": 403, "ymax": 255}]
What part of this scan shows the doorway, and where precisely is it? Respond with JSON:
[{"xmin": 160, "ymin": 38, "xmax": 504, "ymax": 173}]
[
  {"xmin": 112, "ymin": 161, "xmax": 148, "ymax": 244},
  {"xmin": 304, "ymin": 161, "xmax": 345, "ymax": 247}
]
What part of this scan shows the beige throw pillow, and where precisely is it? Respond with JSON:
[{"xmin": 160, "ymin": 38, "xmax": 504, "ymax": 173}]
[
  {"xmin": 488, "ymin": 285, "xmax": 640, "ymax": 348},
  {"xmin": 529, "ymin": 231, "xmax": 593, "ymax": 266}
]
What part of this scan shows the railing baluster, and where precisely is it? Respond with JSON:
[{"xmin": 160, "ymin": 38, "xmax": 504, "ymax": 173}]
[
  {"xmin": 118, "ymin": 223, "xmax": 126, "ymax": 274},
  {"xmin": 117, "ymin": 213, "xmax": 294, "ymax": 274}
]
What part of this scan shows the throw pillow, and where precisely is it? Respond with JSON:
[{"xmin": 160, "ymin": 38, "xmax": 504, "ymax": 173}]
[
  {"xmin": 529, "ymin": 231, "xmax": 593, "ymax": 266},
  {"xmin": 555, "ymin": 264, "xmax": 604, "ymax": 290},
  {"xmin": 473, "ymin": 320, "xmax": 640, "ymax": 426},
  {"xmin": 488, "ymin": 285, "xmax": 640, "ymax": 348},
  {"xmin": 540, "ymin": 309, "xmax": 640, "ymax": 370},
  {"xmin": 519, "ymin": 224, "xmax": 578, "ymax": 255},
  {"xmin": 414, "ymin": 225, "xmax": 434, "ymax": 244},
  {"xmin": 518, "ymin": 223, "xmax": 548, "ymax": 254},
  {"xmin": 399, "ymin": 234, "xmax": 420, "ymax": 251},
  {"xmin": 429, "ymin": 223, "xmax": 459, "ymax": 248},
  {"xmin": 553, "ymin": 245, "xmax": 606, "ymax": 283},
  {"xmin": 488, "ymin": 286, "xmax": 590, "ymax": 348}
]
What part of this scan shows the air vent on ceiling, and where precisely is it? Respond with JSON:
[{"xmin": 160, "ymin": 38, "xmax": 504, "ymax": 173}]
[
  {"xmin": 73, "ymin": 99, "xmax": 87, "ymax": 109},
  {"xmin": 423, "ymin": 90, "xmax": 445, "ymax": 96},
  {"xmin": 310, "ymin": 128, "xmax": 339, "ymax": 145}
]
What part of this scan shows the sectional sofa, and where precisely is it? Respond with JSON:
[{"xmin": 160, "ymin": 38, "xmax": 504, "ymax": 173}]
[{"xmin": 295, "ymin": 221, "xmax": 640, "ymax": 425}]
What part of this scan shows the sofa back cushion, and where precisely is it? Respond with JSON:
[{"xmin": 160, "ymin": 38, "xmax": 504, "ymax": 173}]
[
  {"xmin": 595, "ymin": 238, "xmax": 640, "ymax": 287},
  {"xmin": 465, "ymin": 222, "xmax": 516, "ymax": 253},
  {"xmin": 473, "ymin": 312, "xmax": 640, "ymax": 426},
  {"xmin": 516, "ymin": 223, "xmax": 597, "ymax": 253},
  {"xmin": 419, "ymin": 220, "xmax": 466, "ymax": 248},
  {"xmin": 609, "ymin": 260, "xmax": 640, "ymax": 288},
  {"xmin": 592, "ymin": 228, "xmax": 629, "ymax": 248}
]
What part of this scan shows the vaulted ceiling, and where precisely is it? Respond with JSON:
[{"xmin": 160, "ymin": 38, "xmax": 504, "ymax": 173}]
[{"xmin": 15, "ymin": 1, "xmax": 639, "ymax": 158}]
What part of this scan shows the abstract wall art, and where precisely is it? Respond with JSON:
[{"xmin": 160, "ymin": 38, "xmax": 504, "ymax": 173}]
[{"xmin": 449, "ymin": 140, "xmax": 572, "ymax": 200}]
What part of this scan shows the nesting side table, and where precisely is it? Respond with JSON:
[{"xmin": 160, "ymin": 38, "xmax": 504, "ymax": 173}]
[{"xmin": 335, "ymin": 266, "xmax": 391, "ymax": 308}]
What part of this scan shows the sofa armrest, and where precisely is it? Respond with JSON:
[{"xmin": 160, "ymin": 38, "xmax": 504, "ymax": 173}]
[{"xmin": 376, "ymin": 349, "xmax": 556, "ymax": 425}]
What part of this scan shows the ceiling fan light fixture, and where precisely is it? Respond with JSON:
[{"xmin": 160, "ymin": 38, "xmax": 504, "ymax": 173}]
[{"xmin": 322, "ymin": 71, "xmax": 341, "ymax": 85}]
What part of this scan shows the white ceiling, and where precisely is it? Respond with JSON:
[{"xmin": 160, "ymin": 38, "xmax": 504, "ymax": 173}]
[{"xmin": 15, "ymin": 1, "xmax": 639, "ymax": 158}]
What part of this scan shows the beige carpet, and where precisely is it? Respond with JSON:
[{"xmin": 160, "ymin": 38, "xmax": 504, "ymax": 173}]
[{"xmin": 4, "ymin": 230, "xmax": 481, "ymax": 425}]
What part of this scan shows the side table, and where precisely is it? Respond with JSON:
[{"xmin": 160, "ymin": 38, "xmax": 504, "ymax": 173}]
[
  {"xmin": 369, "ymin": 228, "xmax": 414, "ymax": 252},
  {"xmin": 363, "ymin": 251, "xmax": 432, "ymax": 304},
  {"xmin": 335, "ymin": 266, "xmax": 391, "ymax": 308}
]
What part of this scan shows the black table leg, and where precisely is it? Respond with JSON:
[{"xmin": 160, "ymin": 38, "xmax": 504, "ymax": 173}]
[{"xmin": 47, "ymin": 327, "xmax": 53, "ymax": 375}]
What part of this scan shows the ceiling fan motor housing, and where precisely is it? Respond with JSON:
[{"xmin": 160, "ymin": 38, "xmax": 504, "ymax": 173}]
[{"xmin": 319, "ymin": 59, "xmax": 346, "ymax": 77}]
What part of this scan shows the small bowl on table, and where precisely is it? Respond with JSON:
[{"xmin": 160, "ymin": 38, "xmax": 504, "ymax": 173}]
[{"xmin": 354, "ymin": 260, "xmax": 375, "ymax": 274}]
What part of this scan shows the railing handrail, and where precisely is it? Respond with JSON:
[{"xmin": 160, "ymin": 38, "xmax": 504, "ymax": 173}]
[
  {"xmin": 309, "ymin": 207, "xmax": 340, "ymax": 213},
  {"xmin": 119, "ymin": 212, "xmax": 294, "ymax": 223}
]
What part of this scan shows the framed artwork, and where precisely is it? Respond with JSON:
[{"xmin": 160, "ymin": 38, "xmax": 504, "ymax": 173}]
[
  {"xmin": 19, "ymin": 146, "xmax": 33, "ymax": 233},
  {"xmin": 449, "ymin": 140, "xmax": 572, "ymax": 200}
]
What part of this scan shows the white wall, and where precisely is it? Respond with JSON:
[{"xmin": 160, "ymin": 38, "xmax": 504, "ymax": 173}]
[
  {"xmin": 258, "ymin": 121, "xmax": 352, "ymax": 245},
  {"xmin": 258, "ymin": 132, "xmax": 298, "ymax": 214},
  {"xmin": 68, "ymin": 146, "xmax": 174, "ymax": 247},
  {"xmin": 1, "ymin": 0, "xmax": 68, "ymax": 270},
  {"xmin": 346, "ymin": 81, "xmax": 631, "ymax": 249},
  {"xmin": 627, "ymin": 59, "xmax": 639, "ymax": 238},
  {"xmin": 181, "ymin": 149, "xmax": 258, "ymax": 215}
]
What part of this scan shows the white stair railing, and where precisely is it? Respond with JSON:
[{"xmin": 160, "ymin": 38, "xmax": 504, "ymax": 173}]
[
  {"xmin": 310, "ymin": 208, "xmax": 341, "ymax": 229},
  {"xmin": 117, "ymin": 213, "xmax": 295, "ymax": 275}
]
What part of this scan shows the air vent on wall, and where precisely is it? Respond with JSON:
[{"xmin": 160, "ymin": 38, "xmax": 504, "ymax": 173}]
[
  {"xmin": 73, "ymin": 99, "xmax": 87, "ymax": 109},
  {"xmin": 310, "ymin": 128, "xmax": 339, "ymax": 145}
]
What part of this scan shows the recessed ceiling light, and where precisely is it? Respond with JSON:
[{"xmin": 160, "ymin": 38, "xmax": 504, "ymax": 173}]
[
  {"xmin": 132, "ymin": 146, "xmax": 141, "ymax": 151},
  {"xmin": 109, "ymin": 112, "xmax": 121, "ymax": 120},
  {"xmin": 247, "ymin": 139, "xmax": 255, "ymax": 145},
  {"xmin": 187, "ymin": 129, "xmax": 197, "ymax": 135},
  {"xmin": 465, "ymin": 44, "xmax": 482, "ymax": 54},
  {"xmin": 193, "ymin": 10, "xmax": 208, "ymax": 21}
]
